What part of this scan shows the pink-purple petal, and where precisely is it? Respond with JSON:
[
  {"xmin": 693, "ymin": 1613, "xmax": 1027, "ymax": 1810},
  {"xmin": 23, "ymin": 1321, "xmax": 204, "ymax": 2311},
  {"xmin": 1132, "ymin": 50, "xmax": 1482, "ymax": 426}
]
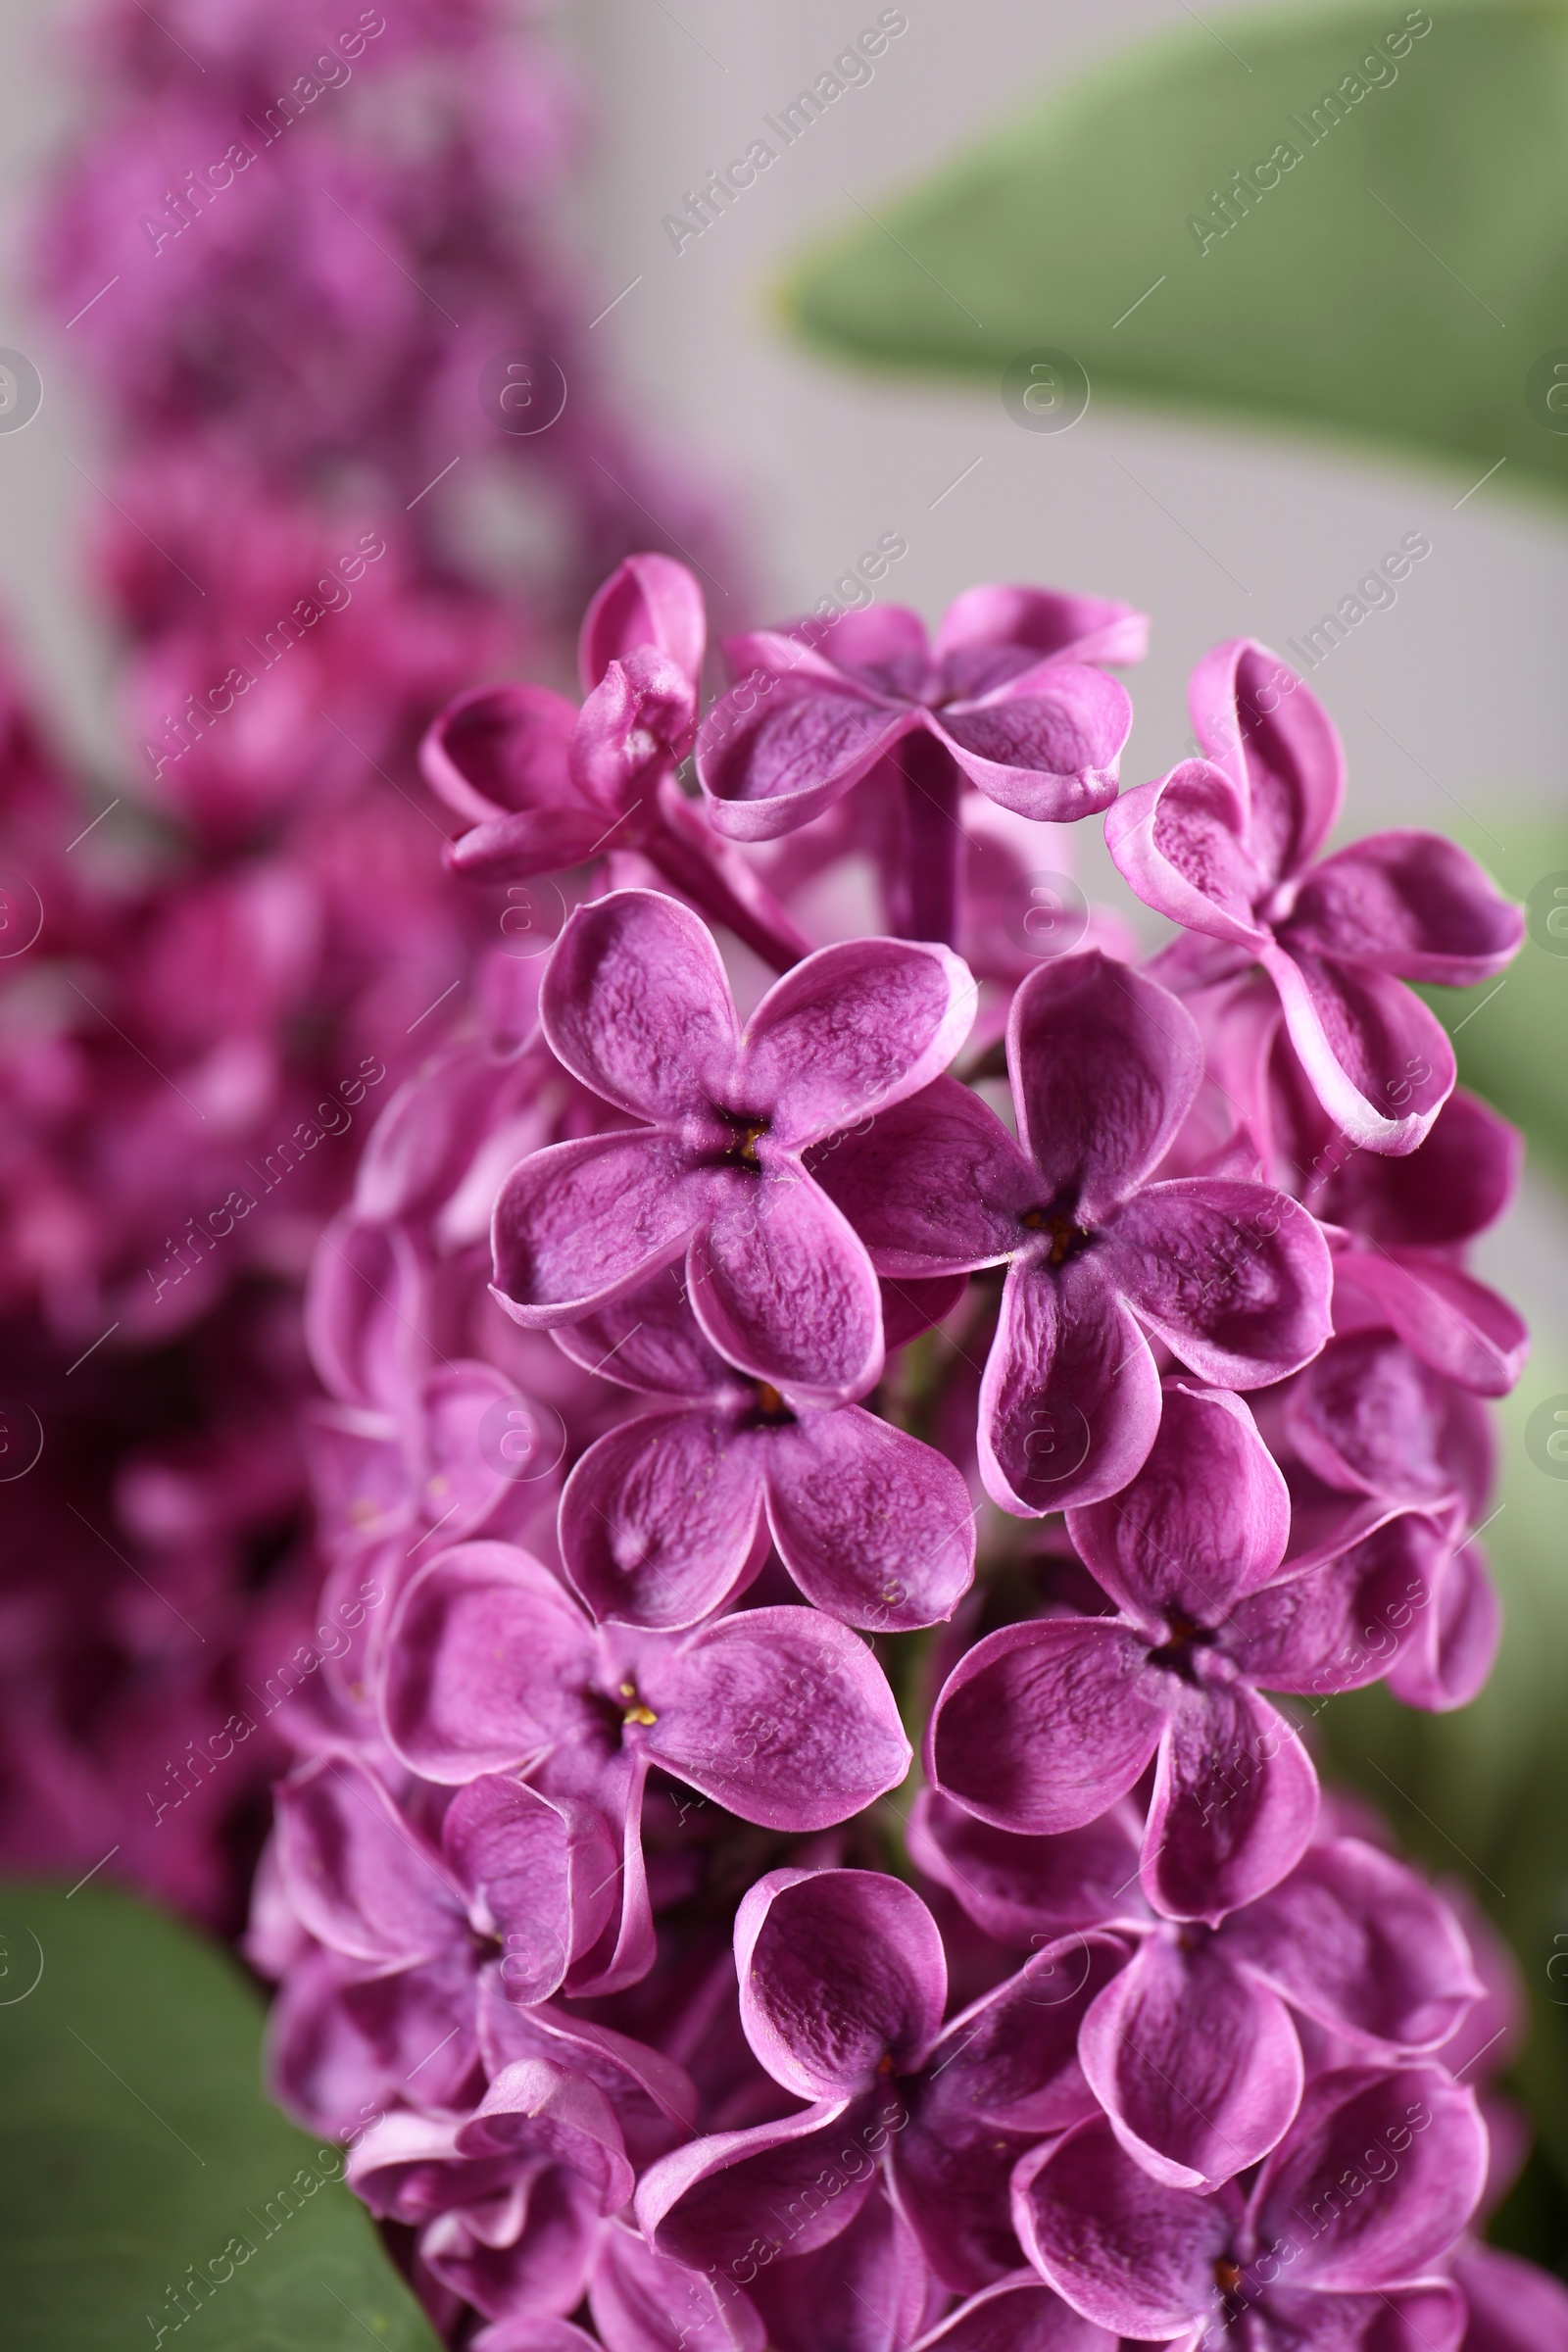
[
  {"xmin": 1143, "ymin": 1683, "xmax": 1318, "ymax": 1922},
  {"xmin": 740, "ymin": 938, "xmax": 977, "ymax": 1152},
  {"xmin": 764, "ymin": 1407, "xmax": 975, "ymax": 1631},
  {"xmin": 735, "ymin": 1867, "xmax": 947, "ymax": 2098},
  {"xmin": 541, "ymin": 890, "xmax": 739, "ymax": 1120},
  {"xmin": 698, "ymin": 681, "xmax": 913, "ymax": 841},
  {"xmin": 1008, "ymin": 954, "xmax": 1205, "ymax": 1218},
  {"xmin": 560, "ymin": 1409, "xmax": 767, "ymax": 1631},
  {"xmin": 1283, "ymin": 832, "xmax": 1523, "ymax": 985},
  {"xmin": 420, "ymin": 680, "xmax": 580, "ymax": 825},
  {"xmin": 979, "ymin": 1256, "xmax": 1164, "ymax": 1517},
  {"xmin": 492, "ymin": 1132, "xmax": 713, "ymax": 1327},
  {"xmin": 809, "ymin": 1076, "xmax": 1036, "ymax": 1276},
  {"xmin": 689, "ymin": 1172, "xmax": 884, "ymax": 1400},
  {"xmin": 928, "ymin": 1618, "xmax": 1164, "ymax": 1836},
  {"xmin": 1107, "ymin": 1177, "xmax": 1333, "ymax": 1388},
  {"xmin": 641, "ymin": 1606, "xmax": 912, "ymax": 1830},
  {"xmin": 1189, "ymin": 638, "xmax": 1345, "ymax": 884},
  {"xmin": 1103, "ymin": 761, "xmax": 1269, "ymax": 950},
  {"xmin": 1011, "ymin": 2118, "xmax": 1237, "ymax": 2338},
  {"xmin": 1262, "ymin": 942, "xmax": 1455, "ymax": 1156},
  {"xmin": 578, "ymin": 552, "xmax": 707, "ymax": 692},
  {"xmin": 929, "ymin": 665, "xmax": 1131, "ymax": 822}
]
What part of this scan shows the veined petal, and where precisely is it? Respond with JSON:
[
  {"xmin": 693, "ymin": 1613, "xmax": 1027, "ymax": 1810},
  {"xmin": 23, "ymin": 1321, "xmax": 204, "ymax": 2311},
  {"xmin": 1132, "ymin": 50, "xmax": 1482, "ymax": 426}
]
[
  {"xmin": 1079, "ymin": 1931, "xmax": 1302, "ymax": 2189},
  {"xmin": 1188, "ymin": 638, "xmax": 1345, "ymax": 883},
  {"xmin": 929, "ymin": 665, "xmax": 1131, "ymax": 822},
  {"xmin": 765, "ymin": 1408, "xmax": 975, "ymax": 1631},
  {"xmin": 419, "ymin": 680, "xmax": 579, "ymax": 825},
  {"xmin": 1103, "ymin": 760, "xmax": 1269, "ymax": 950},
  {"xmin": 578, "ymin": 552, "xmax": 707, "ymax": 692},
  {"xmin": 1012, "ymin": 2118, "xmax": 1236, "ymax": 2339},
  {"xmin": 561, "ymin": 1409, "xmax": 766, "ymax": 1631},
  {"xmin": 735, "ymin": 1867, "xmax": 947, "ymax": 2098},
  {"xmin": 380, "ymin": 1542, "xmax": 594, "ymax": 1784},
  {"xmin": 935, "ymin": 581, "xmax": 1149, "ymax": 682},
  {"xmin": 1143, "ymin": 1685, "xmax": 1317, "ymax": 1922},
  {"xmin": 928, "ymin": 1618, "xmax": 1164, "ymax": 1836},
  {"xmin": 741, "ymin": 937, "xmax": 977, "ymax": 1151},
  {"xmin": 698, "ymin": 679, "xmax": 912, "ymax": 841},
  {"xmin": 1262, "ymin": 942, "xmax": 1454, "ymax": 1155},
  {"xmin": 1107, "ymin": 1177, "xmax": 1333, "ymax": 1388},
  {"xmin": 642, "ymin": 1605, "xmax": 911, "ymax": 1831},
  {"xmin": 1068, "ymin": 1382, "xmax": 1290, "ymax": 1624},
  {"xmin": 275, "ymin": 1757, "xmax": 464, "ymax": 1969},
  {"xmin": 1284, "ymin": 832, "xmax": 1523, "ymax": 985},
  {"xmin": 979, "ymin": 1256, "xmax": 1163, "ymax": 1517},
  {"xmin": 907, "ymin": 2271, "xmax": 1117, "ymax": 2352},
  {"xmin": 690, "ymin": 1171, "xmax": 883, "ymax": 1400},
  {"xmin": 809, "ymin": 1076, "xmax": 1037, "ymax": 1277},
  {"xmin": 1224, "ymin": 1837, "xmax": 1483, "ymax": 2053},
  {"xmin": 1008, "ymin": 954, "xmax": 1204, "ymax": 1219},
  {"xmin": 907, "ymin": 1790, "xmax": 1143, "ymax": 1947},
  {"xmin": 542, "ymin": 889, "xmax": 739, "ymax": 1119},
  {"xmin": 492, "ymin": 1132, "xmax": 712, "ymax": 1326},
  {"xmin": 636, "ymin": 2095, "xmax": 871, "ymax": 2269}
]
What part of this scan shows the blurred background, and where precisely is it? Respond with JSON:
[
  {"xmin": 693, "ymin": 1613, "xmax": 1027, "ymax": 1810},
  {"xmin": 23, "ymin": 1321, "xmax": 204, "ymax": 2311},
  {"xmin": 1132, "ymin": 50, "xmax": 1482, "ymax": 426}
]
[{"xmin": 0, "ymin": 0, "xmax": 1564, "ymax": 2321}]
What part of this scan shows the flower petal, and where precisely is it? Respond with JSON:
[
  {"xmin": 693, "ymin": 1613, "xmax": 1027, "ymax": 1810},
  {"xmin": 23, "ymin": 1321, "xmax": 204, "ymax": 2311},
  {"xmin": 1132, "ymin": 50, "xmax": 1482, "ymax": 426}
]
[
  {"xmin": 1189, "ymin": 638, "xmax": 1345, "ymax": 884},
  {"xmin": 935, "ymin": 581, "xmax": 1149, "ymax": 684},
  {"xmin": 381, "ymin": 1542, "xmax": 594, "ymax": 1784},
  {"xmin": 809, "ymin": 1076, "xmax": 1037, "ymax": 1276},
  {"xmin": 642, "ymin": 1606, "xmax": 911, "ymax": 1830},
  {"xmin": 1103, "ymin": 760, "xmax": 1269, "ymax": 950},
  {"xmin": 908, "ymin": 2271, "xmax": 1117, "ymax": 2352},
  {"xmin": 1224, "ymin": 1515, "xmax": 1449, "ymax": 1697},
  {"xmin": 578, "ymin": 553, "xmax": 707, "ymax": 692},
  {"xmin": 1262, "ymin": 942, "xmax": 1454, "ymax": 1155},
  {"xmin": 588, "ymin": 2223, "xmax": 764, "ymax": 2352},
  {"xmin": 275, "ymin": 1757, "xmax": 464, "ymax": 1968},
  {"xmin": 492, "ymin": 1132, "xmax": 712, "ymax": 1327},
  {"xmin": 636, "ymin": 2096, "xmax": 873, "ymax": 2269},
  {"xmin": 1067, "ymin": 1383, "xmax": 1290, "ymax": 1625},
  {"xmin": 930, "ymin": 666, "xmax": 1131, "ymax": 822},
  {"xmin": 446, "ymin": 805, "xmax": 614, "ymax": 883},
  {"xmin": 698, "ymin": 678, "xmax": 912, "ymax": 842},
  {"xmin": 928, "ymin": 1619, "xmax": 1164, "ymax": 1836},
  {"xmin": 741, "ymin": 938, "xmax": 978, "ymax": 1152},
  {"xmin": 736, "ymin": 1867, "xmax": 947, "ymax": 2098},
  {"xmin": 764, "ymin": 1408, "xmax": 975, "ymax": 1631},
  {"xmin": 746, "ymin": 2186, "xmax": 931, "ymax": 2352},
  {"xmin": 1283, "ymin": 833, "xmax": 1523, "ymax": 985},
  {"xmin": 569, "ymin": 649, "xmax": 697, "ymax": 809},
  {"xmin": 443, "ymin": 1776, "xmax": 619, "ymax": 2005},
  {"xmin": 1250, "ymin": 2063, "xmax": 1487, "ymax": 2290},
  {"xmin": 456, "ymin": 2057, "xmax": 635, "ymax": 2215},
  {"xmin": 1334, "ymin": 1248, "xmax": 1528, "ymax": 1396},
  {"xmin": 907, "ymin": 1790, "xmax": 1143, "ymax": 1947},
  {"xmin": 1385, "ymin": 1536, "xmax": 1501, "ymax": 1713},
  {"xmin": 561, "ymin": 1410, "xmax": 766, "ymax": 1631},
  {"xmin": 1011, "ymin": 2118, "xmax": 1236, "ymax": 2338},
  {"xmin": 1318, "ymin": 1086, "xmax": 1521, "ymax": 1250},
  {"xmin": 1454, "ymin": 2243, "xmax": 1568, "ymax": 2352},
  {"xmin": 1225, "ymin": 1837, "xmax": 1483, "ymax": 2053},
  {"xmin": 1079, "ymin": 1931, "xmax": 1302, "ymax": 2190},
  {"xmin": 979, "ymin": 1256, "xmax": 1163, "ymax": 1516},
  {"xmin": 1143, "ymin": 1685, "xmax": 1318, "ymax": 1922},
  {"xmin": 690, "ymin": 1171, "xmax": 883, "ymax": 1400},
  {"xmin": 1008, "ymin": 954, "xmax": 1204, "ymax": 1219},
  {"xmin": 1107, "ymin": 1177, "xmax": 1334, "ymax": 1387},
  {"xmin": 1284, "ymin": 1331, "xmax": 1493, "ymax": 1511},
  {"xmin": 542, "ymin": 889, "xmax": 738, "ymax": 1120},
  {"xmin": 420, "ymin": 681, "xmax": 580, "ymax": 825}
]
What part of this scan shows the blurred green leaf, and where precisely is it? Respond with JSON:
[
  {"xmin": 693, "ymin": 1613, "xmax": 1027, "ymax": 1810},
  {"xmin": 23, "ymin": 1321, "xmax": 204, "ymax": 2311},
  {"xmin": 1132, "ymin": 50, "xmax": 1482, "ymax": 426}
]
[
  {"xmin": 785, "ymin": 0, "xmax": 1568, "ymax": 499},
  {"xmin": 0, "ymin": 1879, "xmax": 440, "ymax": 2352}
]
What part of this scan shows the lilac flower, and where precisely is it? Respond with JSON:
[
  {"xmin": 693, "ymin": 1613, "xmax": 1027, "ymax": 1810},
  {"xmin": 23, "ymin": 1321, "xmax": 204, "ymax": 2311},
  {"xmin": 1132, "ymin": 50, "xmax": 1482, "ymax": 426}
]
[
  {"xmin": 909, "ymin": 2272, "xmax": 1115, "ymax": 2352},
  {"xmin": 275, "ymin": 1755, "xmax": 620, "ymax": 2006},
  {"xmin": 1106, "ymin": 640, "xmax": 1522, "ymax": 1153},
  {"xmin": 637, "ymin": 1867, "xmax": 1121, "ymax": 2294},
  {"xmin": 1013, "ymin": 2063, "xmax": 1487, "ymax": 2345},
  {"xmin": 492, "ymin": 888, "xmax": 977, "ymax": 1399},
  {"xmin": 696, "ymin": 589, "xmax": 1142, "ymax": 945},
  {"xmin": 1453, "ymin": 2242, "xmax": 1568, "ymax": 2352},
  {"xmin": 423, "ymin": 556, "xmax": 810, "ymax": 972},
  {"xmin": 379, "ymin": 1541, "xmax": 911, "ymax": 1986},
  {"xmin": 1076, "ymin": 1836, "xmax": 1481, "ymax": 2190},
  {"xmin": 554, "ymin": 1267, "xmax": 975, "ymax": 1632},
  {"xmin": 815, "ymin": 951, "xmax": 1331, "ymax": 1510},
  {"xmin": 928, "ymin": 1383, "xmax": 1345, "ymax": 1920}
]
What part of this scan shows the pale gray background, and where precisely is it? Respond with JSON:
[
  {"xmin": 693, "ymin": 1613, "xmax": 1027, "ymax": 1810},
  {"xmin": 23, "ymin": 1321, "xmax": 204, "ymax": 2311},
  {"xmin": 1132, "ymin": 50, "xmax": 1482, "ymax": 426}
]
[{"xmin": 0, "ymin": 0, "xmax": 1562, "ymax": 1311}]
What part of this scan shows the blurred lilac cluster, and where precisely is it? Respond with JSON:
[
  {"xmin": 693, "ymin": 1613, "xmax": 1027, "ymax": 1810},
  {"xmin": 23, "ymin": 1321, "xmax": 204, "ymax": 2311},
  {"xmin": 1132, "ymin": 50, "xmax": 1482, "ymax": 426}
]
[
  {"xmin": 247, "ymin": 550, "xmax": 1563, "ymax": 2347},
  {"xmin": 0, "ymin": 0, "xmax": 724, "ymax": 1926}
]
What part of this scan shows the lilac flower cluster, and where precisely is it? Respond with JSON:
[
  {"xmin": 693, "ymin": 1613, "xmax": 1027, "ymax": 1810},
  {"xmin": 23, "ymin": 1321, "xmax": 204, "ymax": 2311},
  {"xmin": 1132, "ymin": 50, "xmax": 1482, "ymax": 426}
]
[
  {"xmin": 0, "ymin": 0, "xmax": 727, "ymax": 1925},
  {"xmin": 253, "ymin": 552, "xmax": 1562, "ymax": 2348}
]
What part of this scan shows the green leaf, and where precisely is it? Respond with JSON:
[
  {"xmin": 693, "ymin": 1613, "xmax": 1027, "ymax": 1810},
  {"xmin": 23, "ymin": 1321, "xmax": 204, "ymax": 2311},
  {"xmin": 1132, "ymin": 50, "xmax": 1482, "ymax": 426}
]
[
  {"xmin": 784, "ymin": 0, "xmax": 1568, "ymax": 501},
  {"xmin": 0, "ymin": 1879, "xmax": 441, "ymax": 2352}
]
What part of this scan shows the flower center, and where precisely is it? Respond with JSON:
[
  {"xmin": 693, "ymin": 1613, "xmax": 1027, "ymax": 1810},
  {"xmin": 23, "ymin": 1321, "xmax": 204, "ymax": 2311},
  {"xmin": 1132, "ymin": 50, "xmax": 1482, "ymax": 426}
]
[
  {"xmin": 1214, "ymin": 2257, "xmax": 1244, "ymax": 2295},
  {"xmin": 718, "ymin": 1109, "xmax": 771, "ymax": 1173},
  {"xmin": 619, "ymin": 1678, "xmax": 658, "ymax": 1728},
  {"xmin": 1146, "ymin": 1608, "xmax": 1218, "ymax": 1683},
  {"xmin": 746, "ymin": 1379, "xmax": 795, "ymax": 1429},
  {"xmin": 1021, "ymin": 1205, "xmax": 1094, "ymax": 1266}
]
